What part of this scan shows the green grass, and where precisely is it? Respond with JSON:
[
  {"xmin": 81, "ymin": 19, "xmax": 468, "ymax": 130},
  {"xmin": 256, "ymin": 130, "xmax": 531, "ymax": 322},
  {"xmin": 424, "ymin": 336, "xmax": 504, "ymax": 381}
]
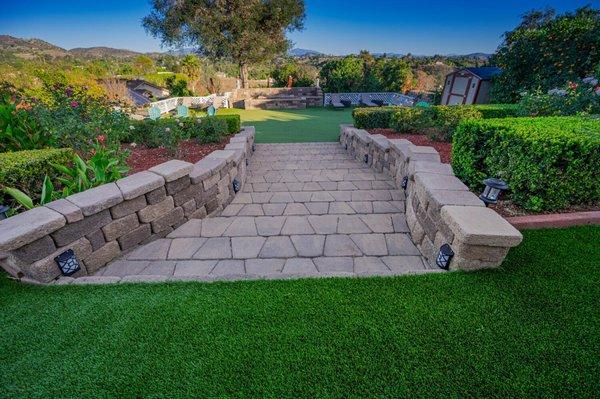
[
  {"xmin": 1, "ymin": 226, "xmax": 599, "ymax": 398},
  {"xmin": 216, "ymin": 108, "xmax": 354, "ymax": 143}
]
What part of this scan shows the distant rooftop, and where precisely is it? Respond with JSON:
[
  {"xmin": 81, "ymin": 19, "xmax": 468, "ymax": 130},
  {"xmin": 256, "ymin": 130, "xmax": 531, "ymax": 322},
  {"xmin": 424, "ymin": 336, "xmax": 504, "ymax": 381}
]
[{"xmin": 464, "ymin": 67, "xmax": 502, "ymax": 80}]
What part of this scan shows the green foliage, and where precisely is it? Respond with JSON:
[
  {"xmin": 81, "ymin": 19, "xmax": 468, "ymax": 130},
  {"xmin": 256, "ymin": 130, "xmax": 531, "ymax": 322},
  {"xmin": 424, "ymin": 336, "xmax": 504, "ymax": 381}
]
[
  {"xmin": 215, "ymin": 114, "xmax": 241, "ymax": 134},
  {"xmin": 390, "ymin": 107, "xmax": 431, "ymax": 133},
  {"xmin": 452, "ymin": 116, "xmax": 600, "ymax": 212},
  {"xmin": 0, "ymin": 148, "xmax": 73, "ymax": 207},
  {"xmin": 352, "ymin": 107, "xmax": 403, "ymax": 129},
  {"xmin": 165, "ymin": 75, "xmax": 192, "ymax": 96},
  {"xmin": 374, "ymin": 58, "xmax": 413, "ymax": 93},
  {"xmin": 271, "ymin": 61, "xmax": 318, "ymax": 87},
  {"xmin": 517, "ymin": 80, "xmax": 600, "ymax": 116},
  {"xmin": 4, "ymin": 176, "xmax": 54, "ymax": 211},
  {"xmin": 193, "ymin": 117, "xmax": 228, "ymax": 144},
  {"xmin": 490, "ymin": 6, "xmax": 600, "ymax": 102},
  {"xmin": 32, "ymin": 83, "xmax": 130, "ymax": 151},
  {"xmin": 428, "ymin": 105, "xmax": 482, "ymax": 141},
  {"xmin": 471, "ymin": 104, "xmax": 521, "ymax": 119},
  {"xmin": 133, "ymin": 55, "xmax": 156, "ymax": 75},
  {"xmin": 0, "ymin": 91, "xmax": 55, "ymax": 152},
  {"xmin": 320, "ymin": 56, "xmax": 365, "ymax": 93}
]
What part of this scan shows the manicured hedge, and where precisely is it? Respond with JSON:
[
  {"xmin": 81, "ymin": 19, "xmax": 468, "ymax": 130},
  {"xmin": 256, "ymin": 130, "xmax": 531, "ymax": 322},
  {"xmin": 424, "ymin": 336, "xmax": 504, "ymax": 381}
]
[
  {"xmin": 215, "ymin": 115, "xmax": 241, "ymax": 135},
  {"xmin": 352, "ymin": 107, "xmax": 399, "ymax": 129},
  {"xmin": 452, "ymin": 116, "xmax": 600, "ymax": 212},
  {"xmin": 0, "ymin": 148, "xmax": 73, "ymax": 199},
  {"xmin": 472, "ymin": 104, "xmax": 521, "ymax": 119}
]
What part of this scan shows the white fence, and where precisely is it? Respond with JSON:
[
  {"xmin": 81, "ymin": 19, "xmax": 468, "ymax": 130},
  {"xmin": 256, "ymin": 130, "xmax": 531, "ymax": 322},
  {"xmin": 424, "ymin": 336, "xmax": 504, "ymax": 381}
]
[
  {"xmin": 149, "ymin": 93, "xmax": 232, "ymax": 114},
  {"xmin": 323, "ymin": 92, "xmax": 415, "ymax": 107}
]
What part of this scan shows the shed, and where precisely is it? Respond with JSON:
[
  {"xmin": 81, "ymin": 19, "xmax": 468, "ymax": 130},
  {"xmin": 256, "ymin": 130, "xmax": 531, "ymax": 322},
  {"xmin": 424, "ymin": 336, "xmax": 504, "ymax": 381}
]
[{"xmin": 441, "ymin": 67, "xmax": 502, "ymax": 105}]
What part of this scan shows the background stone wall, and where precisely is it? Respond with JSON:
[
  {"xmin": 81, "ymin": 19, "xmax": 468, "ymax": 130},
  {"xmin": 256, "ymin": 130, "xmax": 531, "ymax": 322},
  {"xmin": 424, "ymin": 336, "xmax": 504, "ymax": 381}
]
[
  {"xmin": 0, "ymin": 127, "xmax": 255, "ymax": 283},
  {"xmin": 340, "ymin": 124, "xmax": 522, "ymax": 270}
]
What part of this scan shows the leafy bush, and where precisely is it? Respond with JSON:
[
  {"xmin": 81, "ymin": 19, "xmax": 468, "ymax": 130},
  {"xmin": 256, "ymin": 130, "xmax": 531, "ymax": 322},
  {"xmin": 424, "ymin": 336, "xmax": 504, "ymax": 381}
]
[
  {"xmin": 471, "ymin": 104, "xmax": 521, "ymax": 119},
  {"xmin": 194, "ymin": 117, "xmax": 228, "ymax": 144},
  {"xmin": 352, "ymin": 107, "xmax": 399, "ymax": 129},
  {"xmin": 389, "ymin": 107, "xmax": 430, "ymax": 133},
  {"xmin": 0, "ymin": 94, "xmax": 56, "ymax": 152},
  {"xmin": 215, "ymin": 114, "xmax": 241, "ymax": 134},
  {"xmin": 452, "ymin": 116, "xmax": 600, "ymax": 212},
  {"xmin": 0, "ymin": 148, "xmax": 73, "ymax": 206},
  {"xmin": 427, "ymin": 106, "xmax": 483, "ymax": 141},
  {"xmin": 518, "ymin": 80, "xmax": 600, "ymax": 117}
]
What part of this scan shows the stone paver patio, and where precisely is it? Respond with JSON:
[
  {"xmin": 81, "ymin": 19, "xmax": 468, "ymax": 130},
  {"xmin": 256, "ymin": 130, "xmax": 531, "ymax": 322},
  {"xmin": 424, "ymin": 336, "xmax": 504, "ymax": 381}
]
[{"xmin": 90, "ymin": 143, "xmax": 441, "ymax": 283}]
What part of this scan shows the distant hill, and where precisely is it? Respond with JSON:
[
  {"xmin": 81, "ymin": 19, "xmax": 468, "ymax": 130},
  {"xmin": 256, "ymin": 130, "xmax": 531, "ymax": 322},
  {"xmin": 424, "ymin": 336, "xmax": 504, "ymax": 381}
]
[
  {"xmin": 0, "ymin": 35, "xmax": 67, "ymax": 57},
  {"xmin": 68, "ymin": 46, "xmax": 143, "ymax": 59},
  {"xmin": 288, "ymin": 48, "xmax": 323, "ymax": 57}
]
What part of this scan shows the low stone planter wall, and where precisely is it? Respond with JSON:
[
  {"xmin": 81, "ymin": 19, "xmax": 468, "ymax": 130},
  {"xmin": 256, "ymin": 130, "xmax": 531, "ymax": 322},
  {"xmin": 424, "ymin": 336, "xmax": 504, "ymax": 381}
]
[
  {"xmin": 340, "ymin": 124, "xmax": 522, "ymax": 271},
  {"xmin": 0, "ymin": 127, "xmax": 256, "ymax": 283}
]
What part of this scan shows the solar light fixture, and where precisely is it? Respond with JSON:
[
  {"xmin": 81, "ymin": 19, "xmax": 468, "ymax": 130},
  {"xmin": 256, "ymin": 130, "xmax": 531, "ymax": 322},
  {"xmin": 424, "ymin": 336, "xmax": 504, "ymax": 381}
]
[
  {"xmin": 252, "ymin": 143, "xmax": 255, "ymax": 152},
  {"xmin": 364, "ymin": 154, "xmax": 369, "ymax": 164},
  {"xmin": 0, "ymin": 205, "xmax": 9, "ymax": 220},
  {"xmin": 54, "ymin": 249, "xmax": 82, "ymax": 276},
  {"xmin": 479, "ymin": 178, "xmax": 509, "ymax": 206},
  {"xmin": 344, "ymin": 144, "xmax": 348, "ymax": 150},
  {"xmin": 436, "ymin": 244, "xmax": 454, "ymax": 270},
  {"xmin": 401, "ymin": 176, "xmax": 409, "ymax": 190},
  {"xmin": 232, "ymin": 178, "xmax": 241, "ymax": 193},
  {"xmin": 245, "ymin": 158, "xmax": 249, "ymax": 166}
]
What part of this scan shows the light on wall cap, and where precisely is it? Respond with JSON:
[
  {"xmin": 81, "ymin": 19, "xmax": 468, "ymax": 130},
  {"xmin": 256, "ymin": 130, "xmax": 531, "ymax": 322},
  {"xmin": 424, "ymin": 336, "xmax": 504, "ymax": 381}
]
[
  {"xmin": 55, "ymin": 249, "xmax": 82, "ymax": 276},
  {"xmin": 479, "ymin": 178, "xmax": 509, "ymax": 206},
  {"xmin": 0, "ymin": 204, "xmax": 9, "ymax": 220},
  {"xmin": 232, "ymin": 178, "xmax": 241, "ymax": 193},
  {"xmin": 436, "ymin": 244, "xmax": 454, "ymax": 270},
  {"xmin": 401, "ymin": 176, "xmax": 408, "ymax": 190}
]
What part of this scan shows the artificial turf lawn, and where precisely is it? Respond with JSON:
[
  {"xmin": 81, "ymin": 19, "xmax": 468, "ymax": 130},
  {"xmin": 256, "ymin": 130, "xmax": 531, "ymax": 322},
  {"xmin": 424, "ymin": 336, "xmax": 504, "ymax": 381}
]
[
  {"xmin": 217, "ymin": 108, "xmax": 354, "ymax": 143},
  {"xmin": 1, "ymin": 226, "xmax": 599, "ymax": 398}
]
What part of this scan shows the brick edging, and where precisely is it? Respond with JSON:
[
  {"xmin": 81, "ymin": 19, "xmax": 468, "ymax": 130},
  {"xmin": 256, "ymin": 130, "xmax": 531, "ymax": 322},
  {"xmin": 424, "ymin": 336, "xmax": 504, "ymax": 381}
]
[{"xmin": 507, "ymin": 211, "xmax": 600, "ymax": 230}]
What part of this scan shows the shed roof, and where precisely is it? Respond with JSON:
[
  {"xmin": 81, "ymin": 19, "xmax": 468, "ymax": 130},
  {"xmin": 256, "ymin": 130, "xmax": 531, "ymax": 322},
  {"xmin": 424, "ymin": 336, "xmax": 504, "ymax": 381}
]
[{"xmin": 464, "ymin": 67, "xmax": 502, "ymax": 80}]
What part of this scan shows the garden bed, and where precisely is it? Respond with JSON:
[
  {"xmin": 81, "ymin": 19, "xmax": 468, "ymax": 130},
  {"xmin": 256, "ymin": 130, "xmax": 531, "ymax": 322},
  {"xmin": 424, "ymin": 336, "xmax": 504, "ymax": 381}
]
[
  {"xmin": 368, "ymin": 128, "xmax": 452, "ymax": 163},
  {"xmin": 124, "ymin": 139, "xmax": 227, "ymax": 174}
]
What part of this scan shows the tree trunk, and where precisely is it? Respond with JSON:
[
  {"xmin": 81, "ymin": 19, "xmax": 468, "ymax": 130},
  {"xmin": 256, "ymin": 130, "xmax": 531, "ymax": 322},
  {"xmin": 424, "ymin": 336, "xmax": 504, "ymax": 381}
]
[{"xmin": 240, "ymin": 63, "xmax": 249, "ymax": 88}]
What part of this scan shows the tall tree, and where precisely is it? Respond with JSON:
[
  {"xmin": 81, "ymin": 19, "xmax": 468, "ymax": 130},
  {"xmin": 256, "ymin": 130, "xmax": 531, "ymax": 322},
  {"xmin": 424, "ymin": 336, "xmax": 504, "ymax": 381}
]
[
  {"xmin": 143, "ymin": 0, "xmax": 305, "ymax": 88},
  {"xmin": 491, "ymin": 6, "xmax": 600, "ymax": 102}
]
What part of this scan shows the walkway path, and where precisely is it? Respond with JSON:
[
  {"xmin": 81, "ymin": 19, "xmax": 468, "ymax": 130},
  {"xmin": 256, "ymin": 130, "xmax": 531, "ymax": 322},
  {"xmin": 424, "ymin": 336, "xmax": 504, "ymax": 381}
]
[{"xmin": 92, "ymin": 143, "xmax": 439, "ymax": 282}]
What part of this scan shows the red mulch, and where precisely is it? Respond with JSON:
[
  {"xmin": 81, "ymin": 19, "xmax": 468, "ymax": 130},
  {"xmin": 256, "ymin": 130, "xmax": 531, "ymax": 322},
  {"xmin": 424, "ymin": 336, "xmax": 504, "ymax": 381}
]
[
  {"xmin": 369, "ymin": 128, "xmax": 452, "ymax": 164},
  {"xmin": 125, "ymin": 140, "xmax": 226, "ymax": 174}
]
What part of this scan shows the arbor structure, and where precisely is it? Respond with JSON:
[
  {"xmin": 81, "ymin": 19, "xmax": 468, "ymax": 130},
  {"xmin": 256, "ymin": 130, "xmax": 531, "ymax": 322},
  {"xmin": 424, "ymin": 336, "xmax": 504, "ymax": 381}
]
[{"xmin": 143, "ymin": 0, "xmax": 305, "ymax": 88}]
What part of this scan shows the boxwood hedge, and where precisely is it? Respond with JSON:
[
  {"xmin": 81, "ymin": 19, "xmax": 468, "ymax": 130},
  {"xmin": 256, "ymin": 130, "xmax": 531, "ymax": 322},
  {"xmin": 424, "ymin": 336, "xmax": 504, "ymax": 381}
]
[
  {"xmin": 0, "ymin": 148, "xmax": 73, "ymax": 200},
  {"xmin": 352, "ymin": 107, "xmax": 400, "ymax": 129},
  {"xmin": 452, "ymin": 116, "xmax": 600, "ymax": 212}
]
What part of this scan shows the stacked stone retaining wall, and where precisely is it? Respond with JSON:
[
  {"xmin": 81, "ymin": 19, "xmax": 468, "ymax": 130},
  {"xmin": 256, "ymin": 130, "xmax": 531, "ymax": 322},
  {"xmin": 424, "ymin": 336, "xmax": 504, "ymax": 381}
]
[
  {"xmin": 0, "ymin": 127, "xmax": 255, "ymax": 283},
  {"xmin": 340, "ymin": 124, "xmax": 522, "ymax": 270}
]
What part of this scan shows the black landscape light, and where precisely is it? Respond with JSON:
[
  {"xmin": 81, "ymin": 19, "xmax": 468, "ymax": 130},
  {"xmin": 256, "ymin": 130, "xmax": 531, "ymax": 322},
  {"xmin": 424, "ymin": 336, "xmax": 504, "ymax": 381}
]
[
  {"xmin": 436, "ymin": 244, "xmax": 454, "ymax": 270},
  {"xmin": 252, "ymin": 143, "xmax": 255, "ymax": 152},
  {"xmin": 245, "ymin": 158, "xmax": 249, "ymax": 166},
  {"xmin": 401, "ymin": 176, "xmax": 408, "ymax": 190},
  {"xmin": 479, "ymin": 178, "xmax": 509, "ymax": 206},
  {"xmin": 232, "ymin": 178, "xmax": 241, "ymax": 193},
  {"xmin": 364, "ymin": 154, "xmax": 369, "ymax": 164},
  {"xmin": 344, "ymin": 143, "xmax": 348, "ymax": 150},
  {"xmin": 55, "ymin": 249, "xmax": 82, "ymax": 276},
  {"xmin": 0, "ymin": 205, "xmax": 9, "ymax": 220}
]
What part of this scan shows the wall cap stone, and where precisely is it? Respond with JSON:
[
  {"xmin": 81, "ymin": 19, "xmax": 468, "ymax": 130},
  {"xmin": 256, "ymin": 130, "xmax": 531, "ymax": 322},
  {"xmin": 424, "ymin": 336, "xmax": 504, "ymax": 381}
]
[
  {"xmin": 66, "ymin": 183, "xmax": 123, "ymax": 216},
  {"xmin": 148, "ymin": 160, "xmax": 193, "ymax": 182},
  {"xmin": 44, "ymin": 199, "xmax": 83, "ymax": 223},
  {"xmin": 0, "ymin": 207, "xmax": 66, "ymax": 252},
  {"xmin": 116, "ymin": 171, "xmax": 165, "ymax": 200},
  {"xmin": 408, "ymin": 161, "xmax": 453, "ymax": 177},
  {"xmin": 441, "ymin": 205, "xmax": 523, "ymax": 247},
  {"xmin": 190, "ymin": 158, "xmax": 227, "ymax": 183},
  {"xmin": 205, "ymin": 150, "xmax": 236, "ymax": 163}
]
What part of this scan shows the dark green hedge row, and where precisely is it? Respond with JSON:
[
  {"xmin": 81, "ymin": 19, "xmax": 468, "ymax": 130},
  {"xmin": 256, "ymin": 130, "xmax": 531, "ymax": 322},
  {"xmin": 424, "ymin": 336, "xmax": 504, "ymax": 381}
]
[
  {"xmin": 352, "ymin": 104, "xmax": 521, "ymax": 131},
  {"xmin": 452, "ymin": 116, "xmax": 600, "ymax": 212},
  {"xmin": 0, "ymin": 148, "xmax": 73, "ymax": 199},
  {"xmin": 216, "ymin": 114, "xmax": 241, "ymax": 135}
]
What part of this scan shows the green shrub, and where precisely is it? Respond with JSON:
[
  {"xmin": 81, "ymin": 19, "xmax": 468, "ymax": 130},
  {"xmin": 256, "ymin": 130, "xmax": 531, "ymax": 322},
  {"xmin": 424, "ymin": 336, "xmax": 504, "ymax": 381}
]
[
  {"xmin": 194, "ymin": 117, "xmax": 228, "ymax": 144},
  {"xmin": 0, "ymin": 148, "xmax": 73, "ymax": 203},
  {"xmin": 452, "ymin": 116, "xmax": 600, "ymax": 212},
  {"xmin": 517, "ymin": 82, "xmax": 600, "ymax": 117},
  {"xmin": 352, "ymin": 107, "xmax": 399, "ymax": 129},
  {"xmin": 389, "ymin": 107, "xmax": 430, "ymax": 133},
  {"xmin": 427, "ymin": 106, "xmax": 483, "ymax": 141},
  {"xmin": 471, "ymin": 104, "xmax": 521, "ymax": 119},
  {"xmin": 215, "ymin": 114, "xmax": 241, "ymax": 134}
]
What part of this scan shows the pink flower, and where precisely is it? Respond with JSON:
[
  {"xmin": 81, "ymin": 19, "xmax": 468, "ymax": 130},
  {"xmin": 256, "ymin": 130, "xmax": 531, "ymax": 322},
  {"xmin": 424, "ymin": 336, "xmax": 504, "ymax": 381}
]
[
  {"xmin": 97, "ymin": 135, "xmax": 106, "ymax": 144},
  {"xmin": 70, "ymin": 101, "xmax": 79, "ymax": 108}
]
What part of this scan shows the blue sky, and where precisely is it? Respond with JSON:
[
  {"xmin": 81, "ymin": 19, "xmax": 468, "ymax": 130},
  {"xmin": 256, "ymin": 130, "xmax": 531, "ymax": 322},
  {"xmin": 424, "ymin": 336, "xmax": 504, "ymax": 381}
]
[{"xmin": 1, "ymin": 0, "xmax": 597, "ymax": 55}]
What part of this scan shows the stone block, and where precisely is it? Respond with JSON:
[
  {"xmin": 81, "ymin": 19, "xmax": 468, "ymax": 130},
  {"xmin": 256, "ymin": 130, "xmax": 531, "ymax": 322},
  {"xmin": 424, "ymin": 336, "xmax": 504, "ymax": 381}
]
[
  {"xmin": 425, "ymin": 189, "xmax": 485, "ymax": 214},
  {"xmin": 202, "ymin": 173, "xmax": 221, "ymax": 191},
  {"xmin": 146, "ymin": 186, "xmax": 167, "ymax": 205},
  {"xmin": 44, "ymin": 199, "xmax": 83, "ymax": 223},
  {"xmin": 102, "ymin": 214, "xmax": 140, "ymax": 242},
  {"xmin": 110, "ymin": 196, "xmax": 147, "ymax": 219},
  {"xmin": 115, "ymin": 171, "xmax": 164, "ymax": 200},
  {"xmin": 83, "ymin": 241, "xmax": 121, "ymax": 273},
  {"xmin": 409, "ymin": 146, "xmax": 441, "ymax": 163},
  {"xmin": 190, "ymin": 158, "xmax": 226, "ymax": 183},
  {"xmin": 408, "ymin": 161, "xmax": 453, "ymax": 177},
  {"xmin": 66, "ymin": 183, "xmax": 123, "ymax": 216},
  {"xmin": 441, "ymin": 206, "xmax": 523, "ymax": 247},
  {"xmin": 12, "ymin": 236, "xmax": 56, "ymax": 264},
  {"xmin": 173, "ymin": 184, "xmax": 200, "ymax": 207},
  {"xmin": 415, "ymin": 173, "xmax": 469, "ymax": 193},
  {"xmin": 452, "ymin": 241, "xmax": 511, "ymax": 262},
  {"xmin": 86, "ymin": 229, "xmax": 106, "ymax": 251},
  {"xmin": 51, "ymin": 210, "xmax": 112, "ymax": 247},
  {"xmin": 166, "ymin": 176, "xmax": 191, "ymax": 195},
  {"xmin": 148, "ymin": 160, "xmax": 193, "ymax": 182},
  {"xmin": 26, "ymin": 237, "xmax": 92, "ymax": 283},
  {"xmin": 0, "ymin": 207, "xmax": 65, "ymax": 252},
  {"xmin": 181, "ymin": 199, "xmax": 197, "ymax": 217},
  {"xmin": 205, "ymin": 150, "xmax": 236, "ymax": 163},
  {"xmin": 151, "ymin": 207, "xmax": 184, "ymax": 233},
  {"xmin": 138, "ymin": 196, "xmax": 174, "ymax": 223}
]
